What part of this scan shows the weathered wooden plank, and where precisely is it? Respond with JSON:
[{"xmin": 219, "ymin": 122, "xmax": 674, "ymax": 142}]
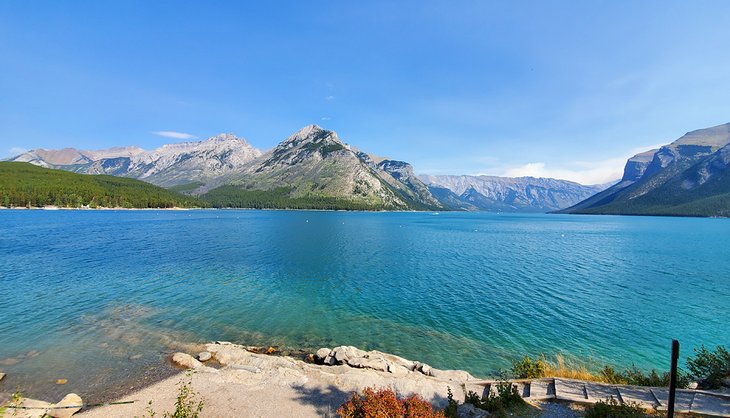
[
  {"xmin": 652, "ymin": 389, "xmax": 695, "ymax": 412},
  {"xmin": 691, "ymin": 393, "xmax": 730, "ymax": 416},
  {"xmin": 463, "ymin": 383, "xmax": 489, "ymax": 399},
  {"xmin": 584, "ymin": 382, "xmax": 621, "ymax": 403},
  {"xmin": 554, "ymin": 379, "xmax": 588, "ymax": 402},
  {"xmin": 615, "ymin": 386, "xmax": 658, "ymax": 409},
  {"xmin": 527, "ymin": 380, "xmax": 555, "ymax": 400}
]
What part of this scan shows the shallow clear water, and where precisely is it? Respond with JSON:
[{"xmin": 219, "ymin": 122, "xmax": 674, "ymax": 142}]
[{"xmin": 0, "ymin": 210, "xmax": 728, "ymax": 399}]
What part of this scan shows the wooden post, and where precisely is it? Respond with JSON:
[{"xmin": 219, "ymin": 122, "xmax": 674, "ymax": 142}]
[{"xmin": 668, "ymin": 339, "xmax": 679, "ymax": 417}]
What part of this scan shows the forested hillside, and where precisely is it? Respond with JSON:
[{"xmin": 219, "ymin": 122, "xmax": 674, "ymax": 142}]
[{"xmin": 0, "ymin": 162, "xmax": 205, "ymax": 208}]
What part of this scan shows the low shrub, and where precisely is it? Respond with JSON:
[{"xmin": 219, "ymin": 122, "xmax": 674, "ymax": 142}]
[
  {"xmin": 141, "ymin": 372, "xmax": 204, "ymax": 418},
  {"xmin": 584, "ymin": 397, "xmax": 648, "ymax": 418},
  {"xmin": 687, "ymin": 345, "xmax": 730, "ymax": 389},
  {"xmin": 337, "ymin": 386, "xmax": 445, "ymax": 418},
  {"xmin": 443, "ymin": 387, "xmax": 458, "ymax": 418},
  {"xmin": 464, "ymin": 379, "xmax": 525, "ymax": 413},
  {"xmin": 511, "ymin": 355, "xmax": 547, "ymax": 379}
]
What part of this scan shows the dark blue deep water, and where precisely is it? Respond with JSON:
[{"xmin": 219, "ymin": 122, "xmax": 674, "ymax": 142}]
[{"xmin": 0, "ymin": 210, "xmax": 728, "ymax": 399}]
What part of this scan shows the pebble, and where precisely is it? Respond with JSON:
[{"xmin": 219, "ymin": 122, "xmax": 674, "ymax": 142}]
[
  {"xmin": 56, "ymin": 378, "xmax": 68, "ymax": 385},
  {"xmin": 198, "ymin": 351, "xmax": 212, "ymax": 361}
]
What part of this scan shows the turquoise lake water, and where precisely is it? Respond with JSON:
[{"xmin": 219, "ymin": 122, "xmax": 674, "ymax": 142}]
[{"xmin": 0, "ymin": 210, "xmax": 728, "ymax": 400}]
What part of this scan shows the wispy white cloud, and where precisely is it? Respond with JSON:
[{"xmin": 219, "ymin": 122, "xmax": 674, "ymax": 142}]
[
  {"xmin": 325, "ymin": 95, "xmax": 335, "ymax": 101},
  {"xmin": 9, "ymin": 147, "xmax": 27, "ymax": 156},
  {"xmin": 321, "ymin": 116, "xmax": 332, "ymax": 121},
  {"xmin": 497, "ymin": 144, "xmax": 663, "ymax": 185},
  {"xmin": 152, "ymin": 131, "xmax": 197, "ymax": 140}
]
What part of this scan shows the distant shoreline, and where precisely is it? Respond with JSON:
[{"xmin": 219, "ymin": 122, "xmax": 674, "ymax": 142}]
[{"xmin": 0, "ymin": 205, "xmax": 435, "ymax": 213}]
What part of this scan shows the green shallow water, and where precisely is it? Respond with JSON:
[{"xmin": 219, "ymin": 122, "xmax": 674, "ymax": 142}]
[{"xmin": 0, "ymin": 210, "xmax": 728, "ymax": 399}]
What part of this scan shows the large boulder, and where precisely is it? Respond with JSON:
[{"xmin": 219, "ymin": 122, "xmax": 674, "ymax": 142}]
[
  {"xmin": 315, "ymin": 348, "xmax": 331, "ymax": 362},
  {"xmin": 429, "ymin": 368, "xmax": 474, "ymax": 382},
  {"xmin": 347, "ymin": 357, "xmax": 388, "ymax": 372},
  {"xmin": 172, "ymin": 352, "xmax": 202, "ymax": 369},
  {"xmin": 331, "ymin": 346, "xmax": 367, "ymax": 364},
  {"xmin": 388, "ymin": 363, "xmax": 410, "ymax": 377},
  {"xmin": 47, "ymin": 393, "xmax": 83, "ymax": 418}
]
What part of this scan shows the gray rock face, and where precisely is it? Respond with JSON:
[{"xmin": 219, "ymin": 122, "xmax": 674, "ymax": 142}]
[
  {"xmin": 215, "ymin": 125, "xmax": 442, "ymax": 210},
  {"xmin": 318, "ymin": 346, "xmax": 474, "ymax": 382},
  {"xmin": 622, "ymin": 149, "xmax": 659, "ymax": 182},
  {"xmin": 8, "ymin": 125, "xmax": 446, "ymax": 210},
  {"xmin": 420, "ymin": 174, "xmax": 609, "ymax": 212},
  {"xmin": 10, "ymin": 134, "xmax": 262, "ymax": 188},
  {"xmin": 564, "ymin": 121, "xmax": 730, "ymax": 217}
]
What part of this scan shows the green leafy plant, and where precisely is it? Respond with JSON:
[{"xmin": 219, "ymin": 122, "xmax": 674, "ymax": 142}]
[
  {"xmin": 687, "ymin": 345, "xmax": 730, "ymax": 389},
  {"xmin": 464, "ymin": 378, "xmax": 525, "ymax": 413},
  {"xmin": 165, "ymin": 374, "xmax": 204, "ymax": 418},
  {"xmin": 443, "ymin": 387, "xmax": 458, "ymax": 418},
  {"xmin": 585, "ymin": 397, "xmax": 647, "ymax": 418},
  {"xmin": 511, "ymin": 355, "xmax": 547, "ymax": 379},
  {"xmin": 138, "ymin": 373, "xmax": 203, "ymax": 418}
]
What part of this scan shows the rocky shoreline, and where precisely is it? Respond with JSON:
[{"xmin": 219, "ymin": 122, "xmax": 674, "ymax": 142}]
[{"xmin": 64, "ymin": 341, "xmax": 485, "ymax": 417}]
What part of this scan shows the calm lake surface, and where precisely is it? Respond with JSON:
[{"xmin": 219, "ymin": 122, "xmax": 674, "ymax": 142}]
[{"xmin": 0, "ymin": 210, "xmax": 728, "ymax": 400}]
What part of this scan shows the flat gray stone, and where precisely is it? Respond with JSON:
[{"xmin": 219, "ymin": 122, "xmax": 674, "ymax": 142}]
[
  {"xmin": 527, "ymin": 380, "xmax": 555, "ymax": 399},
  {"xmin": 615, "ymin": 386, "xmax": 658, "ymax": 408},
  {"xmin": 651, "ymin": 388, "xmax": 695, "ymax": 412},
  {"xmin": 555, "ymin": 379, "xmax": 588, "ymax": 402},
  {"xmin": 584, "ymin": 382, "xmax": 620, "ymax": 403},
  {"xmin": 690, "ymin": 393, "xmax": 730, "ymax": 416}
]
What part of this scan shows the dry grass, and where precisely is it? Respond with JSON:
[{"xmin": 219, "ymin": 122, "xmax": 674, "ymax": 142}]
[{"xmin": 541, "ymin": 354, "xmax": 606, "ymax": 382}]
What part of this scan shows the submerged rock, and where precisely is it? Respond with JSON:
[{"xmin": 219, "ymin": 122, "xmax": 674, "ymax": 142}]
[
  {"xmin": 47, "ymin": 393, "xmax": 83, "ymax": 418},
  {"xmin": 172, "ymin": 352, "xmax": 202, "ymax": 369}
]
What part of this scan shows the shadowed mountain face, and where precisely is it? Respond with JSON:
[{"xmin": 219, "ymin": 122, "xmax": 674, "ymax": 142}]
[
  {"xmin": 419, "ymin": 174, "xmax": 609, "ymax": 212},
  {"xmin": 562, "ymin": 122, "xmax": 730, "ymax": 217}
]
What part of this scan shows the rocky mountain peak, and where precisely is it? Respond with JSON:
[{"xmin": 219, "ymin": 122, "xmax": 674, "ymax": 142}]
[{"xmin": 279, "ymin": 125, "xmax": 343, "ymax": 148}]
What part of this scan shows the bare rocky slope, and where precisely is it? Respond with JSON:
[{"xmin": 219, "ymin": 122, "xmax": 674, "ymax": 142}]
[
  {"xmin": 10, "ymin": 125, "xmax": 609, "ymax": 211},
  {"xmin": 562, "ymin": 122, "xmax": 730, "ymax": 217},
  {"xmin": 420, "ymin": 174, "xmax": 609, "ymax": 212}
]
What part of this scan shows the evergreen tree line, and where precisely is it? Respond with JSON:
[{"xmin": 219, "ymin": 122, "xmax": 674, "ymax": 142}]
[{"xmin": 0, "ymin": 162, "xmax": 205, "ymax": 208}]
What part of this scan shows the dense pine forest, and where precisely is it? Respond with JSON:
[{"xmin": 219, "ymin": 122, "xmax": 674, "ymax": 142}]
[
  {"xmin": 0, "ymin": 162, "xmax": 206, "ymax": 208},
  {"xmin": 201, "ymin": 185, "xmax": 396, "ymax": 210}
]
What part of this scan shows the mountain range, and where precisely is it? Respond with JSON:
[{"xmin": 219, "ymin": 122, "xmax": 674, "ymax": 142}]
[
  {"xmin": 562, "ymin": 122, "xmax": 730, "ymax": 217},
  {"xmin": 9, "ymin": 125, "xmax": 609, "ymax": 212}
]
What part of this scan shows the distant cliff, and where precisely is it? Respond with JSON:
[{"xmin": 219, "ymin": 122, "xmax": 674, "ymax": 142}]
[
  {"xmin": 419, "ymin": 174, "xmax": 609, "ymax": 212},
  {"xmin": 561, "ymin": 122, "xmax": 730, "ymax": 217}
]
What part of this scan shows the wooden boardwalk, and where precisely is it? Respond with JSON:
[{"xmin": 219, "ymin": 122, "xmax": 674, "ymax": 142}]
[{"xmin": 463, "ymin": 378, "xmax": 730, "ymax": 417}]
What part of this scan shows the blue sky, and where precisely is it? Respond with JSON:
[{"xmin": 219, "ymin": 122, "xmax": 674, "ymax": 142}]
[{"xmin": 2, "ymin": 1, "xmax": 730, "ymax": 184}]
